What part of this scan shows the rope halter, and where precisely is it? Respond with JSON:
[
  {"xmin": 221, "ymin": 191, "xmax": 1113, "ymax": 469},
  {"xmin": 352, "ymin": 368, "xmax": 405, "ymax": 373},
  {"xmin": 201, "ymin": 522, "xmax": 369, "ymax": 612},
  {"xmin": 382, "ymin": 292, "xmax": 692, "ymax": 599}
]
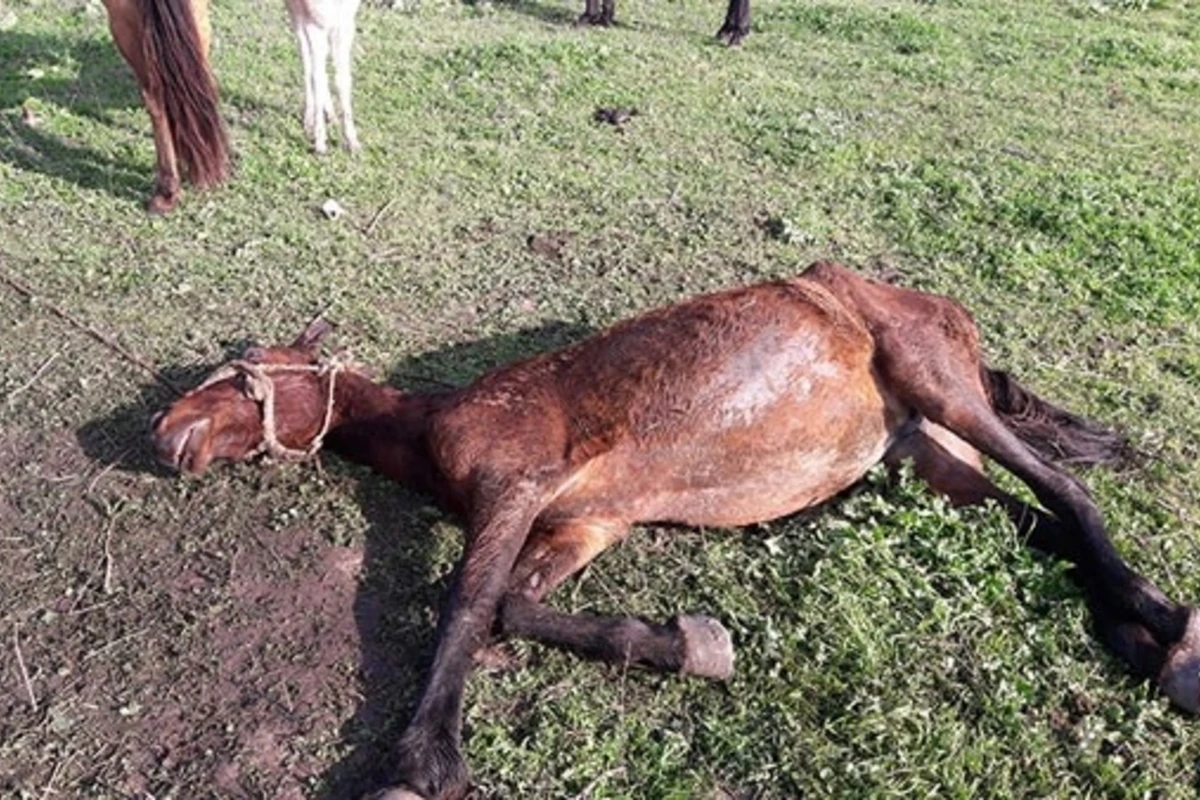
[{"xmin": 189, "ymin": 351, "xmax": 354, "ymax": 461}]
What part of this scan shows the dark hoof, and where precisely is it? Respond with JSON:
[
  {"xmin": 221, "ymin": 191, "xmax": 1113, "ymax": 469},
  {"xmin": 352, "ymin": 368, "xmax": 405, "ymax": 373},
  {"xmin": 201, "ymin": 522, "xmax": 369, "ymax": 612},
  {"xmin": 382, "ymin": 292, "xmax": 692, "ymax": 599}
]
[
  {"xmin": 146, "ymin": 191, "xmax": 179, "ymax": 215},
  {"xmin": 393, "ymin": 727, "xmax": 469, "ymax": 800},
  {"xmin": 716, "ymin": 26, "xmax": 749, "ymax": 46},
  {"xmin": 575, "ymin": 12, "xmax": 612, "ymax": 27},
  {"xmin": 674, "ymin": 614, "xmax": 735, "ymax": 680},
  {"xmin": 1160, "ymin": 609, "xmax": 1200, "ymax": 713}
]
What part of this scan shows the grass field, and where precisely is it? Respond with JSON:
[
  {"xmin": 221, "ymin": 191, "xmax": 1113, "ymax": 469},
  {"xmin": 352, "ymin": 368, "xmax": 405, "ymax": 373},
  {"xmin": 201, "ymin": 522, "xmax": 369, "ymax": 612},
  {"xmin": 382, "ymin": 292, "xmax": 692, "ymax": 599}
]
[{"xmin": 2, "ymin": 0, "xmax": 1200, "ymax": 796}]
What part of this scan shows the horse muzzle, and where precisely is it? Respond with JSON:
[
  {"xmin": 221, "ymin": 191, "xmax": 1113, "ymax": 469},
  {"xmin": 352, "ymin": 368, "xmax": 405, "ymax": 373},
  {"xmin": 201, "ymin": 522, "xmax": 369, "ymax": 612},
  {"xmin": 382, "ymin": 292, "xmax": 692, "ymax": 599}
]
[{"xmin": 150, "ymin": 414, "xmax": 212, "ymax": 474}]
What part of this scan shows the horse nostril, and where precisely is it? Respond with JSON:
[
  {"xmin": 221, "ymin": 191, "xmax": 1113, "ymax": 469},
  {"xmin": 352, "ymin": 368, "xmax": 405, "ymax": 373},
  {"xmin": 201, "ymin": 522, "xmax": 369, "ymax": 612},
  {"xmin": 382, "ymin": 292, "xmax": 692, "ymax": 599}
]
[{"xmin": 149, "ymin": 411, "xmax": 165, "ymax": 431}]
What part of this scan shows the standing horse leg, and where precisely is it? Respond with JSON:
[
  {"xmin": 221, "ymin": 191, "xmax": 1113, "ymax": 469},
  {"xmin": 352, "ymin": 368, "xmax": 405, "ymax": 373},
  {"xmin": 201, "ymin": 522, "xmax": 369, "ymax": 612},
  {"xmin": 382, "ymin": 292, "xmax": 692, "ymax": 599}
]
[
  {"xmin": 599, "ymin": 0, "xmax": 615, "ymax": 26},
  {"xmin": 716, "ymin": 0, "xmax": 751, "ymax": 46},
  {"xmin": 294, "ymin": 23, "xmax": 317, "ymax": 144},
  {"xmin": 887, "ymin": 421, "xmax": 1169, "ymax": 681},
  {"xmin": 102, "ymin": 0, "xmax": 180, "ymax": 212},
  {"xmin": 331, "ymin": 15, "xmax": 361, "ymax": 152},
  {"xmin": 576, "ymin": 0, "xmax": 611, "ymax": 27},
  {"xmin": 496, "ymin": 518, "xmax": 735, "ymax": 678},
  {"xmin": 140, "ymin": 84, "xmax": 182, "ymax": 214},
  {"xmin": 301, "ymin": 23, "xmax": 331, "ymax": 154}
]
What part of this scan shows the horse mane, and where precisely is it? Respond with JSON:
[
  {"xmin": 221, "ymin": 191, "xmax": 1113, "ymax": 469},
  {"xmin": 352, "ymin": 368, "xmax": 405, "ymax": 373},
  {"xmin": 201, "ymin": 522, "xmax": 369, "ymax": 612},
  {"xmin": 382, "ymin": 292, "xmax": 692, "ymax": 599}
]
[{"xmin": 140, "ymin": 0, "xmax": 229, "ymax": 187}]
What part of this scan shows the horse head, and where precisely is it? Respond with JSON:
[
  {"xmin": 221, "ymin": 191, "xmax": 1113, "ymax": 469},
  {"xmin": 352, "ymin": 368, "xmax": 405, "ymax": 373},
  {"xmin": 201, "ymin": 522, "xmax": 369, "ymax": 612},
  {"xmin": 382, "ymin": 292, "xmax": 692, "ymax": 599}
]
[{"xmin": 150, "ymin": 318, "xmax": 341, "ymax": 474}]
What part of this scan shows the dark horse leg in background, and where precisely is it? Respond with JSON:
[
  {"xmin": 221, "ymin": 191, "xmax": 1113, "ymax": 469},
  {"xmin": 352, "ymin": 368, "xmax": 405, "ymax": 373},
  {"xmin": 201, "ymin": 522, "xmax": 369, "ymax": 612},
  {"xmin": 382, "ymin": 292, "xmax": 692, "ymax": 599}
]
[
  {"xmin": 717, "ymin": 0, "xmax": 751, "ymax": 45},
  {"xmin": 577, "ymin": 0, "xmax": 614, "ymax": 27},
  {"xmin": 576, "ymin": 0, "xmax": 750, "ymax": 44}
]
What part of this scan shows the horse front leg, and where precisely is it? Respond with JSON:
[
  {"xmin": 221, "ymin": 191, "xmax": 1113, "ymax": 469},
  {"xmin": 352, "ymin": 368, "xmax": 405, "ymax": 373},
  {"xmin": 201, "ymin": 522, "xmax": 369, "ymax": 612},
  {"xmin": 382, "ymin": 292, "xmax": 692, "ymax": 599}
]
[
  {"xmin": 375, "ymin": 481, "xmax": 545, "ymax": 800},
  {"xmin": 293, "ymin": 23, "xmax": 316, "ymax": 142},
  {"xmin": 497, "ymin": 517, "xmax": 735, "ymax": 678},
  {"xmin": 139, "ymin": 85, "xmax": 181, "ymax": 214},
  {"xmin": 297, "ymin": 23, "xmax": 331, "ymax": 154},
  {"xmin": 716, "ymin": 0, "xmax": 750, "ymax": 46}
]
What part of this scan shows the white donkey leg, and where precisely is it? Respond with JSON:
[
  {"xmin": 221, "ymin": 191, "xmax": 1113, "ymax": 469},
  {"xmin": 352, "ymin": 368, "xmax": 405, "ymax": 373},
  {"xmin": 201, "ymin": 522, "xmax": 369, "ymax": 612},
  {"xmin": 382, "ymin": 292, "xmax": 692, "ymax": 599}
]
[
  {"xmin": 331, "ymin": 11, "xmax": 360, "ymax": 152},
  {"xmin": 295, "ymin": 24, "xmax": 317, "ymax": 140},
  {"xmin": 304, "ymin": 22, "xmax": 332, "ymax": 154}
]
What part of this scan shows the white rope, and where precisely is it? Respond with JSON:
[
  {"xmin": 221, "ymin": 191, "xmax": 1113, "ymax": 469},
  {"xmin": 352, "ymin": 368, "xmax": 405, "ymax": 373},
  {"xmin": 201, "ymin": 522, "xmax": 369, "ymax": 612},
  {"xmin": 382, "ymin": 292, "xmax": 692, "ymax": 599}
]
[{"xmin": 188, "ymin": 352, "xmax": 353, "ymax": 461}]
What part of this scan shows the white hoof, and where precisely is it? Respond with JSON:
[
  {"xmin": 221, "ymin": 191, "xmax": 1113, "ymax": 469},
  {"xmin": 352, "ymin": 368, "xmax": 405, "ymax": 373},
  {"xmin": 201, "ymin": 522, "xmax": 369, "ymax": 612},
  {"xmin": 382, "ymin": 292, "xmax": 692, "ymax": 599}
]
[{"xmin": 675, "ymin": 614, "xmax": 735, "ymax": 680}]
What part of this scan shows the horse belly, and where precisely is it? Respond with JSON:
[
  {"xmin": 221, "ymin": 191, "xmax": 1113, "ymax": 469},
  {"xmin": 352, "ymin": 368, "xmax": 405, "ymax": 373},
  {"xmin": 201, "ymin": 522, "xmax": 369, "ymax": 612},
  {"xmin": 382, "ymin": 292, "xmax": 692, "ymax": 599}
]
[
  {"xmin": 647, "ymin": 405, "xmax": 892, "ymax": 527},
  {"xmin": 552, "ymin": 374, "xmax": 897, "ymax": 529},
  {"xmin": 661, "ymin": 435, "xmax": 889, "ymax": 527}
]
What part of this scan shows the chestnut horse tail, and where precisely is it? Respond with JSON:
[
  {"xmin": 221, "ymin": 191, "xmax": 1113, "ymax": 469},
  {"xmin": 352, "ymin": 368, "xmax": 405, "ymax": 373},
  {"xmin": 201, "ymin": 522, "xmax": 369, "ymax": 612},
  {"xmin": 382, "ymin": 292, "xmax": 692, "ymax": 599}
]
[
  {"xmin": 983, "ymin": 366, "xmax": 1130, "ymax": 468},
  {"xmin": 141, "ymin": 0, "xmax": 229, "ymax": 187}
]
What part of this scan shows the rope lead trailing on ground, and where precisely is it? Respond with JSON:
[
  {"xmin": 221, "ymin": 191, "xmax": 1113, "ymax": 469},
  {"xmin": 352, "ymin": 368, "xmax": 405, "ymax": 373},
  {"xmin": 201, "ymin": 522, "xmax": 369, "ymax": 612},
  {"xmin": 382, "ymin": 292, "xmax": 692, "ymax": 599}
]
[{"xmin": 0, "ymin": 268, "xmax": 184, "ymax": 397}]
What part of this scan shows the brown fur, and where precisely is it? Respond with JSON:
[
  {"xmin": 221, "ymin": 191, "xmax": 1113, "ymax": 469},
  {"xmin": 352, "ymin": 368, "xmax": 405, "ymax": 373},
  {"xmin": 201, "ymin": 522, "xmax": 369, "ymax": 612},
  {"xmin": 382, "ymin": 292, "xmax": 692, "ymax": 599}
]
[
  {"xmin": 151, "ymin": 262, "xmax": 1195, "ymax": 800},
  {"xmin": 103, "ymin": 0, "xmax": 229, "ymax": 212}
]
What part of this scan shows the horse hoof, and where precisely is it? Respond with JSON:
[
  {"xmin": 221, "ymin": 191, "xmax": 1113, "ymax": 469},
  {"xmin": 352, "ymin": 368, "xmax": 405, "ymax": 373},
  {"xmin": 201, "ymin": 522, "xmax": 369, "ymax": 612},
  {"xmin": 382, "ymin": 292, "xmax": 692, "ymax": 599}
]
[
  {"xmin": 146, "ymin": 192, "xmax": 179, "ymax": 214},
  {"xmin": 1160, "ymin": 609, "xmax": 1200, "ymax": 713},
  {"xmin": 716, "ymin": 27, "xmax": 747, "ymax": 46},
  {"xmin": 574, "ymin": 12, "xmax": 609, "ymax": 27},
  {"xmin": 674, "ymin": 614, "xmax": 734, "ymax": 680}
]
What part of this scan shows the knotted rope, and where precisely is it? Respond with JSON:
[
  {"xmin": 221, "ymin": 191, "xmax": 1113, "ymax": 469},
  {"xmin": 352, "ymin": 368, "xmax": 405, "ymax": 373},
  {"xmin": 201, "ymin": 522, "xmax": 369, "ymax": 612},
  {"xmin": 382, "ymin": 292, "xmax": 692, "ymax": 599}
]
[{"xmin": 189, "ymin": 352, "xmax": 354, "ymax": 461}]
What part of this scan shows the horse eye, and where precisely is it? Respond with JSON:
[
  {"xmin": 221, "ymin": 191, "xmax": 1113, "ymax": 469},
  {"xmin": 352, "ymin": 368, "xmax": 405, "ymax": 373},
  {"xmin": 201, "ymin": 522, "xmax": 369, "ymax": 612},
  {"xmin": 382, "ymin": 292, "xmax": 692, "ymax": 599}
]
[{"xmin": 244, "ymin": 346, "xmax": 266, "ymax": 363}]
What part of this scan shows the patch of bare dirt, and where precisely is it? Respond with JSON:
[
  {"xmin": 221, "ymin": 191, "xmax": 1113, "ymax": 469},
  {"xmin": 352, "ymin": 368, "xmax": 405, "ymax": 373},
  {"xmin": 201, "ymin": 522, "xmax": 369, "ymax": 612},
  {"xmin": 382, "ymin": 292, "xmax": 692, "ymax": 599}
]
[{"xmin": 0, "ymin": 425, "xmax": 417, "ymax": 799}]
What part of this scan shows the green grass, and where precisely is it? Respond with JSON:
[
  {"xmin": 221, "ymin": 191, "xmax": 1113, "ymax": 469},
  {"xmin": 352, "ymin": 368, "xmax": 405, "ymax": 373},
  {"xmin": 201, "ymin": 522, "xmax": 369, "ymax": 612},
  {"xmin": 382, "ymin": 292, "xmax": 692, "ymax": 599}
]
[{"xmin": 2, "ymin": 0, "xmax": 1200, "ymax": 796}]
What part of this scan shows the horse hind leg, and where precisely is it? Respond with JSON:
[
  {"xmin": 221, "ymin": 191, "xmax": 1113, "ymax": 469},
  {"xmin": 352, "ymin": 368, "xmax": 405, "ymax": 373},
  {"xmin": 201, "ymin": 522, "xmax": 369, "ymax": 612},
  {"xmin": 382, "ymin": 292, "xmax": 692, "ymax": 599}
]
[
  {"xmin": 886, "ymin": 420, "xmax": 1169, "ymax": 681},
  {"xmin": 716, "ymin": 0, "xmax": 750, "ymax": 46},
  {"xmin": 576, "ymin": 0, "xmax": 611, "ymax": 27},
  {"xmin": 868, "ymin": 293, "xmax": 1196, "ymax": 709},
  {"xmin": 497, "ymin": 518, "xmax": 735, "ymax": 679},
  {"xmin": 140, "ymin": 83, "xmax": 182, "ymax": 213},
  {"xmin": 104, "ymin": 4, "xmax": 181, "ymax": 212}
]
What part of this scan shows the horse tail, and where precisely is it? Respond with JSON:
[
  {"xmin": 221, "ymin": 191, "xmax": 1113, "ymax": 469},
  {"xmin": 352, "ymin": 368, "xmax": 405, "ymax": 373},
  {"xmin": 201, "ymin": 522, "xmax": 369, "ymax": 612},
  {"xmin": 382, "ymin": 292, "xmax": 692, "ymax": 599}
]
[
  {"xmin": 982, "ymin": 366, "xmax": 1130, "ymax": 468},
  {"xmin": 141, "ymin": 0, "xmax": 229, "ymax": 187}
]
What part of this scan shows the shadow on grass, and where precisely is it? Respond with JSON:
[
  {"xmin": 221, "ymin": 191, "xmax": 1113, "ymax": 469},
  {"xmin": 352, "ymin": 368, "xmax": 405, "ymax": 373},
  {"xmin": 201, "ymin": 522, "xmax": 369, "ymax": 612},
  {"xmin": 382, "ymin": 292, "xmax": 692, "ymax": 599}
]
[
  {"xmin": 1, "ymin": 33, "xmax": 150, "ymax": 201},
  {"xmin": 0, "ymin": 29, "xmax": 274, "ymax": 206},
  {"xmin": 75, "ymin": 319, "xmax": 592, "ymax": 797},
  {"xmin": 74, "ymin": 337, "xmax": 258, "ymax": 474},
  {"xmin": 486, "ymin": 0, "xmax": 581, "ymax": 26}
]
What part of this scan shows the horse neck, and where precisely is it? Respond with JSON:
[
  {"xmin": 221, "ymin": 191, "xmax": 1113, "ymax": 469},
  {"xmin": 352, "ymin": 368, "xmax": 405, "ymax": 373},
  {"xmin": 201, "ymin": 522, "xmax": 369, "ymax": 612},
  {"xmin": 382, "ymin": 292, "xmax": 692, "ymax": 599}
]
[{"xmin": 324, "ymin": 371, "xmax": 450, "ymax": 500}]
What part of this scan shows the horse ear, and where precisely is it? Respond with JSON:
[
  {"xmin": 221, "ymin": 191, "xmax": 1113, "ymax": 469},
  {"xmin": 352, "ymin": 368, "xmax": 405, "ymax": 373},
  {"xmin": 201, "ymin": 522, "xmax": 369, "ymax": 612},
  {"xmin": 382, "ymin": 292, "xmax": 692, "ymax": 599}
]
[{"xmin": 291, "ymin": 318, "xmax": 334, "ymax": 352}]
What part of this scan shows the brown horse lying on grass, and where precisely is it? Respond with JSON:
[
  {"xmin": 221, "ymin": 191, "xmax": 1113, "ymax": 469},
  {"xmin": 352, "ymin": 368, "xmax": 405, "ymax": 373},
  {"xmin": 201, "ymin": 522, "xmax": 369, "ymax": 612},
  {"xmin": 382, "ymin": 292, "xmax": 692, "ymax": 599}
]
[
  {"xmin": 151, "ymin": 261, "xmax": 1200, "ymax": 800},
  {"xmin": 102, "ymin": 0, "xmax": 229, "ymax": 212}
]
